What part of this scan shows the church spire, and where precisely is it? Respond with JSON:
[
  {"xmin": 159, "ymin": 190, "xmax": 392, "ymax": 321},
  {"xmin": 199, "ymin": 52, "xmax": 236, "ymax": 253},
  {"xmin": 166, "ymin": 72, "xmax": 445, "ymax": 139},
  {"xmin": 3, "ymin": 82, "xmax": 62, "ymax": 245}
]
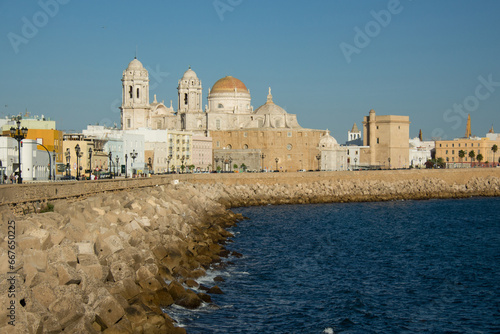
[
  {"xmin": 465, "ymin": 114, "xmax": 471, "ymax": 138},
  {"xmin": 419, "ymin": 129, "xmax": 422, "ymax": 141}
]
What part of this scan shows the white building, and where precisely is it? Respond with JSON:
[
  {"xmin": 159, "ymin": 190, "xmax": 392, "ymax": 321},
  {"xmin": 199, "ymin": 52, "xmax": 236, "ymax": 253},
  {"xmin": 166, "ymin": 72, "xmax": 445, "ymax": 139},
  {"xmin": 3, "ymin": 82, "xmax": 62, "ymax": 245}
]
[
  {"xmin": 120, "ymin": 58, "xmax": 303, "ymax": 135},
  {"xmin": 409, "ymin": 137, "xmax": 434, "ymax": 168},
  {"xmin": 318, "ymin": 130, "xmax": 348, "ymax": 171}
]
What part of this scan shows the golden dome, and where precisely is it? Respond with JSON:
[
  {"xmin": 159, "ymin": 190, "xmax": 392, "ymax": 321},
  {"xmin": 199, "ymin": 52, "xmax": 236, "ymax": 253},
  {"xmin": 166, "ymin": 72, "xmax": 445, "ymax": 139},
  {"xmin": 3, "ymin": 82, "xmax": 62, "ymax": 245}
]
[{"xmin": 211, "ymin": 76, "xmax": 248, "ymax": 93}]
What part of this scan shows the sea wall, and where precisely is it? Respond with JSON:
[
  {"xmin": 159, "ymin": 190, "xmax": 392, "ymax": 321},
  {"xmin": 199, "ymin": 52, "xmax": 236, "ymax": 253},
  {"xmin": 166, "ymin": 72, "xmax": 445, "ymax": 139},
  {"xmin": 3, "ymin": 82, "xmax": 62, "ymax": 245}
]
[{"xmin": 1, "ymin": 169, "xmax": 500, "ymax": 333}]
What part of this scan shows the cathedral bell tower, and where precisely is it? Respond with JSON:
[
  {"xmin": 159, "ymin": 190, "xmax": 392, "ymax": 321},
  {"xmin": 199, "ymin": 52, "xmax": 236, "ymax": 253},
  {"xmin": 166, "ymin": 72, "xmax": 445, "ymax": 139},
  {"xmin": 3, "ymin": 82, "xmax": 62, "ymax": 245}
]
[
  {"xmin": 177, "ymin": 67, "xmax": 202, "ymax": 114},
  {"xmin": 120, "ymin": 57, "xmax": 150, "ymax": 130}
]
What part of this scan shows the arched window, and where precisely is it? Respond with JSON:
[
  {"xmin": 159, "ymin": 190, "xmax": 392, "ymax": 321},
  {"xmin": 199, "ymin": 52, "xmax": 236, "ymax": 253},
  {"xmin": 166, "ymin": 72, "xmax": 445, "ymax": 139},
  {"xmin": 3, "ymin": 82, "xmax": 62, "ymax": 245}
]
[
  {"xmin": 184, "ymin": 93, "xmax": 188, "ymax": 105},
  {"xmin": 137, "ymin": 88, "xmax": 140, "ymax": 99},
  {"xmin": 218, "ymin": 104, "xmax": 223, "ymax": 109},
  {"xmin": 129, "ymin": 86, "xmax": 133, "ymax": 99},
  {"xmin": 243, "ymin": 144, "xmax": 248, "ymax": 149},
  {"xmin": 216, "ymin": 119, "xmax": 221, "ymax": 129}
]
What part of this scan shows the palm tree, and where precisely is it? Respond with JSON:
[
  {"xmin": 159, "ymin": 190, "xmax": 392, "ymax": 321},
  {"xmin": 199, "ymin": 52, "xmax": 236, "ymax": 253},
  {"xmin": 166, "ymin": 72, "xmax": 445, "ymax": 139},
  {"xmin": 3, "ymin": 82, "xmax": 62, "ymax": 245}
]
[
  {"xmin": 468, "ymin": 150, "xmax": 475, "ymax": 167},
  {"xmin": 476, "ymin": 153, "xmax": 484, "ymax": 166},
  {"xmin": 492, "ymin": 144, "xmax": 498, "ymax": 166},
  {"xmin": 458, "ymin": 150, "xmax": 466, "ymax": 163}
]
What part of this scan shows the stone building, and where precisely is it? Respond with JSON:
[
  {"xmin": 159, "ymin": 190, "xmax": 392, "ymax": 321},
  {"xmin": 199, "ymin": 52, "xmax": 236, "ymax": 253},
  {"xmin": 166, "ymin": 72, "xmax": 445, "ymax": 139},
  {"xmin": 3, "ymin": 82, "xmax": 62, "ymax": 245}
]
[
  {"xmin": 435, "ymin": 134, "xmax": 500, "ymax": 167},
  {"xmin": 360, "ymin": 109, "xmax": 410, "ymax": 169},
  {"xmin": 318, "ymin": 130, "xmax": 348, "ymax": 171}
]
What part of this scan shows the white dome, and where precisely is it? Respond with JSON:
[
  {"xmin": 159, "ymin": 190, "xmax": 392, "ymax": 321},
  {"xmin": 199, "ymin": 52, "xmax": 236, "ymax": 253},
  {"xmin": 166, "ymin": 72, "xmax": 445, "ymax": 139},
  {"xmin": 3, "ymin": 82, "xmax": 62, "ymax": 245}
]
[
  {"xmin": 254, "ymin": 87, "xmax": 287, "ymax": 115},
  {"xmin": 319, "ymin": 130, "xmax": 338, "ymax": 148},
  {"xmin": 126, "ymin": 58, "xmax": 144, "ymax": 70},
  {"xmin": 182, "ymin": 67, "xmax": 198, "ymax": 80}
]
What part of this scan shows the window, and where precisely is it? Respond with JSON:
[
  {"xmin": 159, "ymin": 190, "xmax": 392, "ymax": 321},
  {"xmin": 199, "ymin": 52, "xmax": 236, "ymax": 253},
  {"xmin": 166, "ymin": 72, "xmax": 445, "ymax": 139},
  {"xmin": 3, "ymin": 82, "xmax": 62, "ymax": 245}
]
[
  {"xmin": 129, "ymin": 86, "xmax": 133, "ymax": 99},
  {"xmin": 287, "ymin": 132, "xmax": 292, "ymax": 137},
  {"xmin": 127, "ymin": 119, "xmax": 131, "ymax": 128},
  {"xmin": 218, "ymin": 103, "xmax": 223, "ymax": 109},
  {"xmin": 216, "ymin": 141, "xmax": 220, "ymax": 148},
  {"xmin": 184, "ymin": 94, "xmax": 188, "ymax": 105},
  {"xmin": 216, "ymin": 119, "xmax": 221, "ymax": 129},
  {"xmin": 243, "ymin": 144, "xmax": 248, "ymax": 149},
  {"xmin": 377, "ymin": 138, "xmax": 379, "ymax": 144},
  {"xmin": 440, "ymin": 144, "xmax": 442, "ymax": 147},
  {"xmin": 452, "ymin": 150, "xmax": 455, "ymax": 154},
  {"xmin": 446, "ymin": 150, "xmax": 448, "ymax": 154},
  {"xmin": 244, "ymin": 132, "xmax": 247, "ymax": 137},
  {"xmin": 137, "ymin": 88, "xmax": 140, "ymax": 98}
]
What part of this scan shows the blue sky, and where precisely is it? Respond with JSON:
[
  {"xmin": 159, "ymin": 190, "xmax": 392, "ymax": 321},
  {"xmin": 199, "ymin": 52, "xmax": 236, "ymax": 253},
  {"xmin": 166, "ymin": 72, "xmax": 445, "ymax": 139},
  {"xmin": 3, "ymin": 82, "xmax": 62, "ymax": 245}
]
[{"xmin": 1, "ymin": 0, "xmax": 499, "ymax": 141}]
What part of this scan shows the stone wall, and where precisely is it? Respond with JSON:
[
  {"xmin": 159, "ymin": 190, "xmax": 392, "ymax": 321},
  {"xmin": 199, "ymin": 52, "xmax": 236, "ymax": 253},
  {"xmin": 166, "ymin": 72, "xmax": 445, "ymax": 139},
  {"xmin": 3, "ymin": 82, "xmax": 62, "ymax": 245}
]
[{"xmin": 1, "ymin": 169, "xmax": 499, "ymax": 207}]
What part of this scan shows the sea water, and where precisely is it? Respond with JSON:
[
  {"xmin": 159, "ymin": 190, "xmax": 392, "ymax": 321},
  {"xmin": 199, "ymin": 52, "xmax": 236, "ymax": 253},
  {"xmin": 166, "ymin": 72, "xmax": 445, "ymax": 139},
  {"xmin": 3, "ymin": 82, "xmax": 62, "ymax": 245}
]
[{"xmin": 167, "ymin": 197, "xmax": 500, "ymax": 333}]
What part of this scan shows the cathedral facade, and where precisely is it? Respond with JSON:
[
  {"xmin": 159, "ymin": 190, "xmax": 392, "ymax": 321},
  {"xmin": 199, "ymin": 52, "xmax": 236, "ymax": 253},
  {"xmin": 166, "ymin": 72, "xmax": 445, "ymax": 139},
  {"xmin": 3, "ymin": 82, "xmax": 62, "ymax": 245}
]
[{"xmin": 120, "ymin": 58, "xmax": 303, "ymax": 135}]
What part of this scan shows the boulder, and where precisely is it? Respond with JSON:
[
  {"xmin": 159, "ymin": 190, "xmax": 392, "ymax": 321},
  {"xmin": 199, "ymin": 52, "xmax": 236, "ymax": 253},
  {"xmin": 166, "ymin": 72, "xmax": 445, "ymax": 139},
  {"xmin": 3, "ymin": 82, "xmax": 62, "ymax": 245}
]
[{"xmin": 94, "ymin": 295, "xmax": 125, "ymax": 330}]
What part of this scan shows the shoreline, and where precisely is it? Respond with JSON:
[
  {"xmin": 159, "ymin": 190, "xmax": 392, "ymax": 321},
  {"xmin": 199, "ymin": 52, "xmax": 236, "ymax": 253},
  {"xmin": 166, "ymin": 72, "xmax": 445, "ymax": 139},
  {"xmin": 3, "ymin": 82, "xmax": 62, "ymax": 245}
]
[{"xmin": 0, "ymin": 170, "xmax": 499, "ymax": 333}]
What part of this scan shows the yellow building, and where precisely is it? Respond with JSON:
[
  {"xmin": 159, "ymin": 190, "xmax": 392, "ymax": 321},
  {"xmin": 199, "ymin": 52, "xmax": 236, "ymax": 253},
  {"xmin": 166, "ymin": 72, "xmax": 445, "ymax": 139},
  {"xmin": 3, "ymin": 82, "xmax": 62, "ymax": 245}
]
[
  {"xmin": 211, "ymin": 128, "xmax": 324, "ymax": 171},
  {"xmin": 360, "ymin": 109, "xmax": 410, "ymax": 169},
  {"xmin": 435, "ymin": 136, "xmax": 500, "ymax": 167}
]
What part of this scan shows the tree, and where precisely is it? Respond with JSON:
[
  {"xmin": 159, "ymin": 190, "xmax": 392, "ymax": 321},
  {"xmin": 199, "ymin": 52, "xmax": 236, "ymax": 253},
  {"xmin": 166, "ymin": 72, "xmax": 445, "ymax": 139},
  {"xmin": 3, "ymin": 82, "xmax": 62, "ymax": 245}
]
[
  {"xmin": 476, "ymin": 153, "xmax": 483, "ymax": 165},
  {"xmin": 425, "ymin": 159, "xmax": 434, "ymax": 169},
  {"xmin": 492, "ymin": 144, "xmax": 498, "ymax": 166},
  {"xmin": 188, "ymin": 164, "xmax": 195, "ymax": 173},
  {"xmin": 233, "ymin": 163, "xmax": 238, "ymax": 171},
  {"xmin": 216, "ymin": 165, "xmax": 221, "ymax": 172},
  {"xmin": 468, "ymin": 150, "xmax": 475, "ymax": 166},
  {"xmin": 458, "ymin": 150, "xmax": 466, "ymax": 162},
  {"xmin": 180, "ymin": 164, "xmax": 185, "ymax": 173},
  {"xmin": 240, "ymin": 163, "xmax": 247, "ymax": 172}
]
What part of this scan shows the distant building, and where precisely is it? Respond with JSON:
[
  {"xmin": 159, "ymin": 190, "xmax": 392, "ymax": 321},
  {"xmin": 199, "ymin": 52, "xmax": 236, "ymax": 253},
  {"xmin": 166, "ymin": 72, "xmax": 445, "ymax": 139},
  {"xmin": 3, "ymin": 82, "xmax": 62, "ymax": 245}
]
[
  {"xmin": 434, "ymin": 134, "xmax": 500, "ymax": 168},
  {"xmin": 346, "ymin": 123, "xmax": 362, "ymax": 146},
  {"xmin": 409, "ymin": 137, "xmax": 434, "ymax": 168},
  {"xmin": 318, "ymin": 130, "xmax": 348, "ymax": 171},
  {"xmin": 360, "ymin": 109, "xmax": 410, "ymax": 169}
]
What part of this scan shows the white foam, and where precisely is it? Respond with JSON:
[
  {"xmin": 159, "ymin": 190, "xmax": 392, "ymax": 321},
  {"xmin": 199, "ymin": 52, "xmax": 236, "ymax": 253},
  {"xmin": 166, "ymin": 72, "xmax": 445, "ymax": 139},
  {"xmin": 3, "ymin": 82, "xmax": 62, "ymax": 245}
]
[{"xmin": 323, "ymin": 328, "xmax": 334, "ymax": 334}]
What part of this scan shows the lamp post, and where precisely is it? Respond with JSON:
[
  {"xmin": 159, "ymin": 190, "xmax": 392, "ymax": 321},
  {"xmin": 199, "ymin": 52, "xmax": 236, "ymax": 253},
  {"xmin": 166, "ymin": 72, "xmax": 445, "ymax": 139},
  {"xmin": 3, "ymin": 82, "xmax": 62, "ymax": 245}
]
[
  {"xmin": 88, "ymin": 147, "xmax": 93, "ymax": 178},
  {"xmin": 388, "ymin": 157, "xmax": 391, "ymax": 169},
  {"xmin": 116, "ymin": 156, "xmax": 119, "ymax": 177},
  {"xmin": 228, "ymin": 157, "xmax": 232, "ymax": 172},
  {"xmin": 130, "ymin": 150, "xmax": 138, "ymax": 177},
  {"xmin": 9, "ymin": 118, "xmax": 28, "ymax": 183},
  {"xmin": 125, "ymin": 154, "xmax": 128, "ymax": 178},
  {"xmin": 419, "ymin": 157, "xmax": 422, "ymax": 168},
  {"xmin": 108, "ymin": 152, "xmax": 114, "ymax": 179},
  {"xmin": 316, "ymin": 154, "xmax": 321, "ymax": 171},
  {"xmin": 167, "ymin": 155, "xmax": 172, "ymax": 174},
  {"xmin": 214, "ymin": 157, "xmax": 219, "ymax": 172},
  {"xmin": 75, "ymin": 144, "xmax": 82, "ymax": 180},
  {"xmin": 354, "ymin": 157, "xmax": 358, "ymax": 170},
  {"xmin": 261, "ymin": 153, "xmax": 266, "ymax": 172},
  {"xmin": 181, "ymin": 155, "xmax": 185, "ymax": 173},
  {"xmin": 65, "ymin": 148, "xmax": 71, "ymax": 177},
  {"xmin": 52, "ymin": 150, "xmax": 56, "ymax": 180},
  {"xmin": 275, "ymin": 157, "xmax": 279, "ymax": 171}
]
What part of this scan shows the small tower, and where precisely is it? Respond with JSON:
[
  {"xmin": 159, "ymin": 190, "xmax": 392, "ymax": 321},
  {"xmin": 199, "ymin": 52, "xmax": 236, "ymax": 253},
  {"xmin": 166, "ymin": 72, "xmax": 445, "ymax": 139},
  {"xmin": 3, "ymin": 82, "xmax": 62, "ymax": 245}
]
[
  {"xmin": 465, "ymin": 114, "xmax": 471, "ymax": 138},
  {"xmin": 419, "ymin": 129, "xmax": 423, "ymax": 141},
  {"xmin": 177, "ymin": 67, "xmax": 203, "ymax": 113},
  {"xmin": 120, "ymin": 57, "xmax": 150, "ymax": 129}
]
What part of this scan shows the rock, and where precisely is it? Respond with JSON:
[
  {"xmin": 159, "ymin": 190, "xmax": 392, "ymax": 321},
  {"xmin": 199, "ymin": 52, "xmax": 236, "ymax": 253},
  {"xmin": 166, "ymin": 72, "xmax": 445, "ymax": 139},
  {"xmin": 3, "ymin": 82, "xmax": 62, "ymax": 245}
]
[
  {"xmin": 57, "ymin": 263, "xmax": 82, "ymax": 285},
  {"xmin": 48, "ymin": 295, "xmax": 86, "ymax": 329},
  {"xmin": 94, "ymin": 296, "xmax": 125, "ymax": 330},
  {"xmin": 213, "ymin": 275, "xmax": 225, "ymax": 282},
  {"xmin": 23, "ymin": 249, "xmax": 48, "ymax": 272},
  {"xmin": 184, "ymin": 279, "xmax": 199, "ymax": 288},
  {"xmin": 207, "ymin": 286, "xmax": 224, "ymax": 294},
  {"xmin": 175, "ymin": 289, "xmax": 203, "ymax": 309},
  {"xmin": 197, "ymin": 292, "xmax": 212, "ymax": 303}
]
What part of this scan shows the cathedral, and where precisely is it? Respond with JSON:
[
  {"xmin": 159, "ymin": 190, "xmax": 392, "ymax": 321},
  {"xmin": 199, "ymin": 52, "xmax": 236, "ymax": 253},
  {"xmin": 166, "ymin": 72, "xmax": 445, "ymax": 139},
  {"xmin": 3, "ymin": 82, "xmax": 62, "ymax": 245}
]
[
  {"xmin": 120, "ymin": 57, "xmax": 302, "ymax": 135},
  {"xmin": 119, "ymin": 57, "xmax": 349, "ymax": 171}
]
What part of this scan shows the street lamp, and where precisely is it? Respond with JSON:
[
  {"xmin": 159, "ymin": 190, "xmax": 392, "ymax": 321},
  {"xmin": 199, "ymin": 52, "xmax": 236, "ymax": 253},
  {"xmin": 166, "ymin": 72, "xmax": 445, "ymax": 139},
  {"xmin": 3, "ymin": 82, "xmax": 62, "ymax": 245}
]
[
  {"xmin": 125, "ymin": 154, "xmax": 128, "ymax": 178},
  {"xmin": 65, "ymin": 148, "xmax": 71, "ymax": 177},
  {"xmin": 261, "ymin": 153, "xmax": 266, "ymax": 172},
  {"xmin": 9, "ymin": 117, "xmax": 28, "ymax": 183},
  {"xmin": 116, "ymin": 156, "xmax": 119, "ymax": 177},
  {"xmin": 88, "ymin": 147, "xmax": 93, "ymax": 178},
  {"xmin": 214, "ymin": 157, "xmax": 219, "ymax": 172},
  {"xmin": 316, "ymin": 154, "xmax": 321, "ymax": 171},
  {"xmin": 228, "ymin": 157, "xmax": 232, "ymax": 172},
  {"xmin": 354, "ymin": 157, "xmax": 358, "ymax": 170},
  {"xmin": 52, "ymin": 150, "xmax": 56, "ymax": 180},
  {"xmin": 275, "ymin": 157, "xmax": 279, "ymax": 171},
  {"xmin": 108, "ymin": 152, "xmax": 114, "ymax": 179},
  {"xmin": 388, "ymin": 157, "xmax": 391, "ymax": 169},
  {"xmin": 75, "ymin": 144, "xmax": 82, "ymax": 180},
  {"xmin": 167, "ymin": 155, "xmax": 172, "ymax": 174},
  {"xmin": 130, "ymin": 150, "xmax": 138, "ymax": 177},
  {"xmin": 419, "ymin": 157, "xmax": 422, "ymax": 168}
]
